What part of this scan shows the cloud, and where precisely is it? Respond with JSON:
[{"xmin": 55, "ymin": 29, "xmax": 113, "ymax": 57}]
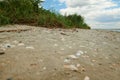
[{"xmin": 59, "ymin": 0, "xmax": 120, "ymax": 29}]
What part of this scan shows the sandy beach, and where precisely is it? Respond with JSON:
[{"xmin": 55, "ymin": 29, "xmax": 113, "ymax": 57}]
[{"xmin": 0, "ymin": 25, "xmax": 120, "ymax": 80}]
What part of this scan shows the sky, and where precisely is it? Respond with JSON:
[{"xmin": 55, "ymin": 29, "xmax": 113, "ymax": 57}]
[{"xmin": 42, "ymin": 0, "xmax": 120, "ymax": 29}]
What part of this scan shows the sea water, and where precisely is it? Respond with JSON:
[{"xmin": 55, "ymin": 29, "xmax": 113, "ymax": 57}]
[
  {"xmin": 93, "ymin": 29, "xmax": 120, "ymax": 32},
  {"xmin": 111, "ymin": 29, "xmax": 120, "ymax": 32}
]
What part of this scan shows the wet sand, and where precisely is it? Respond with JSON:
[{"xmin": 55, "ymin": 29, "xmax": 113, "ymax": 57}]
[{"xmin": 0, "ymin": 25, "xmax": 120, "ymax": 80}]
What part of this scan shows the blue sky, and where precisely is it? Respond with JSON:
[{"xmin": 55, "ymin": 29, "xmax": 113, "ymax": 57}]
[
  {"xmin": 42, "ymin": 0, "xmax": 120, "ymax": 29},
  {"xmin": 42, "ymin": 0, "xmax": 66, "ymax": 11}
]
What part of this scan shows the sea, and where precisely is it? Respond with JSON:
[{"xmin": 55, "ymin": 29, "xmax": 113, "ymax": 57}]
[
  {"xmin": 110, "ymin": 29, "xmax": 120, "ymax": 32},
  {"xmin": 93, "ymin": 29, "xmax": 120, "ymax": 32}
]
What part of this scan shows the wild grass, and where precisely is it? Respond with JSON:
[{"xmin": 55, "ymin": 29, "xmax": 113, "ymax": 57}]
[{"xmin": 0, "ymin": 0, "xmax": 90, "ymax": 29}]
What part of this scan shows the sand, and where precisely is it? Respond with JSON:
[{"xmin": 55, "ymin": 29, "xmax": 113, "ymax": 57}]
[{"xmin": 0, "ymin": 25, "xmax": 120, "ymax": 80}]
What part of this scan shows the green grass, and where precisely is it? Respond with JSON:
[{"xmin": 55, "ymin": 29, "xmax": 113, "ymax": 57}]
[{"xmin": 0, "ymin": 0, "xmax": 90, "ymax": 29}]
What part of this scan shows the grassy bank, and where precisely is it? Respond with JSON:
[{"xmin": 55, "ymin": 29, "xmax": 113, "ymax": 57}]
[{"xmin": 0, "ymin": 0, "xmax": 90, "ymax": 29}]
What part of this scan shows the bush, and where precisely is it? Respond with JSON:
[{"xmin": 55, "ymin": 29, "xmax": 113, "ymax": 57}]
[
  {"xmin": 0, "ymin": 15, "xmax": 10, "ymax": 25},
  {"xmin": 0, "ymin": 0, "xmax": 90, "ymax": 29}
]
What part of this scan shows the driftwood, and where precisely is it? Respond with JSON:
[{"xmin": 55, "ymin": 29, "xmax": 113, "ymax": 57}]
[{"xmin": 0, "ymin": 28, "xmax": 31, "ymax": 33}]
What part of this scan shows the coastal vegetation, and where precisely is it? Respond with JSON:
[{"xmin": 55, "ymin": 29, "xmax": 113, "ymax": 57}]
[{"xmin": 0, "ymin": 0, "xmax": 90, "ymax": 29}]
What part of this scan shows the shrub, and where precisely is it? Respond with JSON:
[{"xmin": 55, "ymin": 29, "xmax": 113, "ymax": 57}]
[
  {"xmin": 0, "ymin": 14, "xmax": 10, "ymax": 25},
  {"xmin": 0, "ymin": 0, "xmax": 90, "ymax": 29}
]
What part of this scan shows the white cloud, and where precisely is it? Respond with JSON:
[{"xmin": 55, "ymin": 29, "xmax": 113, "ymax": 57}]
[{"xmin": 59, "ymin": 0, "xmax": 120, "ymax": 29}]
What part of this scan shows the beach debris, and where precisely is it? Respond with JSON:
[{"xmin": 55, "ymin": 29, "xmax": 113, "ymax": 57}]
[
  {"xmin": 91, "ymin": 59, "xmax": 96, "ymax": 62},
  {"xmin": 30, "ymin": 63, "xmax": 37, "ymax": 66},
  {"xmin": 80, "ymin": 45, "xmax": 86, "ymax": 47},
  {"xmin": 18, "ymin": 43, "xmax": 25, "ymax": 46},
  {"xmin": 68, "ymin": 55, "xmax": 78, "ymax": 59},
  {"xmin": 82, "ymin": 55, "xmax": 89, "ymax": 58},
  {"xmin": 76, "ymin": 64, "xmax": 81, "ymax": 67},
  {"xmin": 30, "ymin": 63, "xmax": 37, "ymax": 68},
  {"xmin": 60, "ymin": 32, "xmax": 66, "ymax": 35},
  {"xmin": 36, "ymin": 72, "xmax": 40, "ymax": 75},
  {"xmin": 60, "ymin": 48, "xmax": 65, "ymax": 51},
  {"xmin": 4, "ymin": 44, "xmax": 11, "ymax": 48},
  {"xmin": 60, "ymin": 32, "xmax": 69, "ymax": 36},
  {"xmin": 64, "ymin": 64, "xmax": 78, "ymax": 71},
  {"xmin": 0, "ymin": 49, "xmax": 5, "ymax": 55},
  {"xmin": 65, "ymin": 45, "xmax": 72, "ymax": 49},
  {"xmin": 84, "ymin": 76, "xmax": 90, "ymax": 80},
  {"xmin": 12, "ymin": 40, "xmax": 19, "ymax": 44},
  {"xmin": 4, "ymin": 43, "xmax": 15, "ymax": 48},
  {"xmin": 76, "ymin": 52, "xmax": 81, "ymax": 56},
  {"xmin": 76, "ymin": 50, "xmax": 84, "ymax": 57},
  {"xmin": 6, "ymin": 77, "xmax": 13, "ymax": 80},
  {"xmin": 81, "ymin": 67, "xmax": 86, "ymax": 72},
  {"xmin": 54, "ymin": 44, "xmax": 58, "ymax": 47},
  {"xmin": 64, "ymin": 58, "xmax": 71, "ymax": 63},
  {"xmin": 94, "ymin": 48, "xmax": 99, "ymax": 52},
  {"xmin": 43, "ymin": 67, "xmax": 46, "ymax": 70},
  {"xmin": 84, "ymin": 51, "xmax": 87, "ymax": 53},
  {"xmin": 61, "ymin": 37, "xmax": 65, "ymax": 41},
  {"xmin": 38, "ymin": 59, "xmax": 43, "ymax": 63},
  {"xmin": 98, "ymin": 63, "xmax": 102, "ymax": 65},
  {"xmin": 26, "ymin": 46, "xmax": 35, "ymax": 49}
]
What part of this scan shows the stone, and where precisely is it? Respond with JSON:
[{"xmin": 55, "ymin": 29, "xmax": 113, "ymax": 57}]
[
  {"xmin": 5, "ymin": 44, "xmax": 11, "ymax": 48},
  {"xmin": 0, "ymin": 49, "xmax": 5, "ymax": 55},
  {"xmin": 64, "ymin": 64, "xmax": 78, "ymax": 71},
  {"xmin": 6, "ymin": 77, "xmax": 13, "ymax": 80},
  {"xmin": 68, "ymin": 55, "xmax": 77, "ymax": 59},
  {"xmin": 64, "ymin": 58, "xmax": 70, "ymax": 63},
  {"xmin": 18, "ymin": 43, "xmax": 25, "ymax": 46},
  {"xmin": 84, "ymin": 76, "xmax": 90, "ymax": 80},
  {"xmin": 26, "ymin": 46, "xmax": 34, "ymax": 49}
]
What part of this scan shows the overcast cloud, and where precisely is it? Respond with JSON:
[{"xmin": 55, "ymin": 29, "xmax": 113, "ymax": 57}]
[{"xmin": 59, "ymin": 0, "xmax": 120, "ymax": 29}]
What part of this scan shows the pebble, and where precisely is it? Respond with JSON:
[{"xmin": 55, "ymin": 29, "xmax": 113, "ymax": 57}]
[
  {"xmin": 76, "ymin": 52, "xmax": 81, "ymax": 56},
  {"xmin": 64, "ymin": 64, "xmax": 78, "ymax": 71},
  {"xmin": 98, "ymin": 63, "xmax": 102, "ymax": 65},
  {"xmin": 6, "ymin": 77, "xmax": 13, "ymax": 80},
  {"xmin": 61, "ymin": 37, "xmax": 65, "ymax": 41},
  {"xmin": 13, "ymin": 40, "xmax": 19, "ymax": 44},
  {"xmin": 43, "ymin": 67, "xmax": 46, "ymax": 70},
  {"xmin": 76, "ymin": 64, "xmax": 81, "ymax": 67},
  {"xmin": 91, "ymin": 60, "xmax": 96, "ymax": 62},
  {"xmin": 68, "ymin": 46, "xmax": 72, "ymax": 49},
  {"xmin": 68, "ymin": 55, "xmax": 77, "ymax": 59},
  {"xmin": 0, "ymin": 49, "xmax": 5, "ymax": 55},
  {"xmin": 4, "ymin": 44, "xmax": 11, "ymax": 48},
  {"xmin": 84, "ymin": 76, "xmax": 90, "ymax": 80},
  {"xmin": 26, "ymin": 46, "xmax": 35, "ymax": 49},
  {"xmin": 75, "ymin": 50, "xmax": 84, "ymax": 57},
  {"xmin": 81, "ymin": 68, "xmax": 86, "ymax": 72},
  {"xmin": 60, "ymin": 48, "xmax": 65, "ymax": 51},
  {"xmin": 18, "ymin": 43, "xmax": 25, "ymax": 46},
  {"xmin": 64, "ymin": 58, "xmax": 70, "ymax": 63},
  {"xmin": 54, "ymin": 44, "xmax": 58, "ymax": 47},
  {"xmin": 60, "ymin": 32, "xmax": 67, "ymax": 35}
]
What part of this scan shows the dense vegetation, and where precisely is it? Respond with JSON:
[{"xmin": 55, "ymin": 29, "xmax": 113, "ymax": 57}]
[{"xmin": 0, "ymin": 0, "xmax": 90, "ymax": 29}]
